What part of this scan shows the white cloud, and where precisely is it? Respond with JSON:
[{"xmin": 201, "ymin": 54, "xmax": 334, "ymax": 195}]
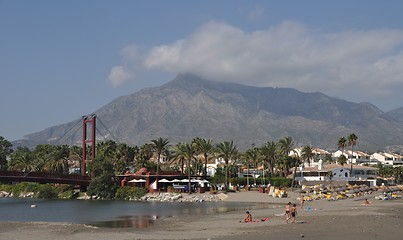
[
  {"xmin": 120, "ymin": 45, "xmax": 137, "ymax": 62},
  {"xmin": 142, "ymin": 20, "xmax": 403, "ymax": 107},
  {"xmin": 108, "ymin": 65, "xmax": 134, "ymax": 87}
]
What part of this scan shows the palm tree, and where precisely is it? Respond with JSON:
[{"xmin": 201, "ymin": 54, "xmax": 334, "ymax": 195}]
[
  {"xmin": 171, "ymin": 143, "xmax": 186, "ymax": 175},
  {"xmin": 44, "ymin": 145, "xmax": 69, "ymax": 174},
  {"xmin": 338, "ymin": 154, "xmax": 347, "ymax": 166},
  {"xmin": 8, "ymin": 147, "xmax": 36, "ymax": 172},
  {"xmin": 174, "ymin": 142, "xmax": 196, "ymax": 194},
  {"xmin": 194, "ymin": 138, "xmax": 215, "ymax": 177},
  {"xmin": 151, "ymin": 137, "xmax": 169, "ymax": 177},
  {"xmin": 277, "ymin": 137, "xmax": 294, "ymax": 177},
  {"xmin": 260, "ymin": 141, "xmax": 277, "ymax": 175},
  {"xmin": 301, "ymin": 145, "xmax": 315, "ymax": 167},
  {"xmin": 278, "ymin": 136, "xmax": 294, "ymax": 157},
  {"xmin": 244, "ymin": 147, "xmax": 261, "ymax": 186},
  {"xmin": 348, "ymin": 133, "xmax": 358, "ymax": 176},
  {"xmin": 216, "ymin": 141, "xmax": 238, "ymax": 190},
  {"xmin": 239, "ymin": 152, "xmax": 251, "ymax": 188},
  {"xmin": 337, "ymin": 137, "xmax": 347, "ymax": 159},
  {"xmin": 322, "ymin": 154, "xmax": 334, "ymax": 164}
]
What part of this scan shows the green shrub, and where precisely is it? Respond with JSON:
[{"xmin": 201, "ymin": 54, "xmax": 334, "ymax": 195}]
[
  {"xmin": 115, "ymin": 186, "xmax": 147, "ymax": 200},
  {"xmin": 36, "ymin": 184, "xmax": 58, "ymax": 199}
]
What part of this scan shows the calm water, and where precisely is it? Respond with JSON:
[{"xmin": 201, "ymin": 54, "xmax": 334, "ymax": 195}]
[{"xmin": 0, "ymin": 198, "xmax": 277, "ymax": 228}]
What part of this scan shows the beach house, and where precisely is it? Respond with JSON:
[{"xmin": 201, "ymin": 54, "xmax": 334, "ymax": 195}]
[
  {"xmin": 371, "ymin": 152, "xmax": 403, "ymax": 167},
  {"xmin": 333, "ymin": 150, "xmax": 371, "ymax": 165},
  {"xmin": 294, "ymin": 160, "xmax": 378, "ymax": 186}
]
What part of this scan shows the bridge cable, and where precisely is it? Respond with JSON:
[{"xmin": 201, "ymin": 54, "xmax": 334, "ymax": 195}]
[
  {"xmin": 53, "ymin": 118, "xmax": 82, "ymax": 145},
  {"xmin": 97, "ymin": 117, "xmax": 119, "ymax": 143}
]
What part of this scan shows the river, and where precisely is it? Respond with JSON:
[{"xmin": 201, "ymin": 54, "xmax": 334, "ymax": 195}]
[{"xmin": 0, "ymin": 198, "xmax": 276, "ymax": 228}]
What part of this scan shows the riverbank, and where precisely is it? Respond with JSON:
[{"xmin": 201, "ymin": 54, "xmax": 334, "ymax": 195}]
[{"xmin": 0, "ymin": 190, "xmax": 402, "ymax": 240}]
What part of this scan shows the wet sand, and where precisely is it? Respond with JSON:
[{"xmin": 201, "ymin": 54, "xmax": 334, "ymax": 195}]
[{"xmin": 0, "ymin": 190, "xmax": 402, "ymax": 240}]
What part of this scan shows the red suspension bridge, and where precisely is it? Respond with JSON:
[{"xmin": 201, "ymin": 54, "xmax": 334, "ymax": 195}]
[{"xmin": 0, "ymin": 114, "xmax": 101, "ymax": 188}]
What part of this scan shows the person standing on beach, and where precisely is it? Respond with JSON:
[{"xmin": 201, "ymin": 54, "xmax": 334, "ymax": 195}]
[
  {"xmin": 299, "ymin": 195, "xmax": 305, "ymax": 210},
  {"xmin": 291, "ymin": 204, "xmax": 297, "ymax": 223},
  {"xmin": 285, "ymin": 202, "xmax": 291, "ymax": 224}
]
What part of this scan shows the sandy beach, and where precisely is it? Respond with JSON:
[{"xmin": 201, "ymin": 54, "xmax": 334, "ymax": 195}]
[{"xmin": 1, "ymin": 190, "xmax": 402, "ymax": 240}]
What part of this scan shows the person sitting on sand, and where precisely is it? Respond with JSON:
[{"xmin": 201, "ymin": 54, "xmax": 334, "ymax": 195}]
[
  {"xmin": 291, "ymin": 204, "xmax": 297, "ymax": 223},
  {"xmin": 364, "ymin": 199, "xmax": 371, "ymax": 205},
  {"xmin": 244, "ymin": 211, "xmax": 252, "ymax": 222},
  {"xmin": 285, "ymin": 202, "xmax": 291, "ymax": 224}
]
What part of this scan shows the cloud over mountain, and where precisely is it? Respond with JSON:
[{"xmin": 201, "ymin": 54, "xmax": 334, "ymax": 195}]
[{"xmin": 120, "ymin": 20, "xmax": 403, "ymax": 110}]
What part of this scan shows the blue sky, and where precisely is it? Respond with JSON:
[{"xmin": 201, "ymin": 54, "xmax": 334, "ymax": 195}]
[{"xmin": 1, "ymin": 0, "xmax": 403, "ymax": 141}]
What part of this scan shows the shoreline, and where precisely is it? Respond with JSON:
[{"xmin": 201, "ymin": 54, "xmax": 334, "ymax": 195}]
[{"xmin": 0, "ymin": 190, "xmax": 402, "ymax": 240}]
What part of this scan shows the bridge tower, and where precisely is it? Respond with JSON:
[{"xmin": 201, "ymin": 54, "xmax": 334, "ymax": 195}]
[{"xmin": 82, "ymin": 114, "xmax": 96, "ymax": 176}]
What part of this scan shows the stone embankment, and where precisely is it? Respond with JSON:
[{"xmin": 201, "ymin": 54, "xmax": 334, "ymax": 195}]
[
  {"xmin": 78, "ymin": 192, "xmax": 222, "ymax": 202},
  {"xmin": 1, "ymin": 190, "xmax": 223, "ymax": 202},
  {"xmin": 140, "ymin": 192, "xmax": 221, "ymax": 202},
  {"xmin": 0, "ymin": 191, "xmax": 35, "ymax": 198}
]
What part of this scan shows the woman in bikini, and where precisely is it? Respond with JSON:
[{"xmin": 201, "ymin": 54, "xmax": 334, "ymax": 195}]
[{"xmin": 285, "ymin": 202, "xmax": 291, "ymax": 224}]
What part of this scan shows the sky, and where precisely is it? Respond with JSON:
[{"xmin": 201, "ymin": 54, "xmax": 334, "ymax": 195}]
[{"xmin": 1, "ymin": 0, "xmax": 403, "ymax": 141}]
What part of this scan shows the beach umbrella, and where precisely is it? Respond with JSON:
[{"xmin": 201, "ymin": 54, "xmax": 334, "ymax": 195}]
[{"xmin": 128, "ymin": 179, "xmax": 146, "ymax": 183}]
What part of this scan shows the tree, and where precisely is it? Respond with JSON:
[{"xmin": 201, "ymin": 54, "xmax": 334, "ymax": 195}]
[
  {"xmin": 323, "ymin": 154, "xmax": 334, "ymax": 164},
  {"xmin": 173, "ymin": 142, "xmax": 196, "ymax": 194},
  {"xmin": 216, "ymin": 141, "xmax": 238, "ymax": 190},
  {"xmin": 8, "ymin": 147, "xmax": 36, "ymax": 172},
  {"xmin": 338, "ymin": 154, "xmax": 347, "ymax": 166},
  {"xmin": 278, "ymin": 136, "xmax": 294, "ymax": 157},
  {"xmin": 151, "ymin": 137, "xmax": 169, "ymax": 176},
  {"xmin": 194, "ymin": 138, "xmax": 215, "ymax": 177},
  {"xmin": 43, "ymin": 145, "xmax": 69, "ymax": 174},
  {"xmin": 348, "ymin": 133, "xmax": 358, "ymax": 175},
  {"xmin": 244, "ymin": 147, "xmax": 261, "ymax": 186},
  {"xmin": 301, "ymin": 145, "xmax": 315, "ymax": 167},
  {"xmin": 0, "ymin": 136, "xmax": 13, "ymax": 170},
  {"xmin": 260, "ymin": 141, "xmax": 277, "ymax": 175},
  {"xmin": 277, "ymin": 137, "xmax": 294, "ymax": 177},
  {"xmin": 87, "ymin": 155, "xmax": 116, "ymax": 199},
  {"xmin": 135, "ymin": 143, "xmax": 154, "ymax": 170},
  {"xmin": 337, "ymin": 137, "xmax": 347, "ymax": 157}
]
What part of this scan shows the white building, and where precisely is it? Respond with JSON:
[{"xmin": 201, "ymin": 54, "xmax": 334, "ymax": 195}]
[
  {"xmin": 291, "ymin": 147, "xmax": 330, "ymax": 166},
  {"xmin": 294, "ymin": 160, "xmax": 378, "ymax": 186},
  {"xmin": 371, "ymin": 152, "xmax": 403, "ymax": 167},
  {"xmin": 333, "ymin": 150, "xmax": 370, "ymax": 165}
]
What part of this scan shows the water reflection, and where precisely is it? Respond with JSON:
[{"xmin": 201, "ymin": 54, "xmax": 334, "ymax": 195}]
[
  {"xmin": 92, "ymin": 216, "xmax": 156, "ymax": 228},
  {"xmin": 0, "ymin": 198, "xmax": 281, "ymax": 229}
]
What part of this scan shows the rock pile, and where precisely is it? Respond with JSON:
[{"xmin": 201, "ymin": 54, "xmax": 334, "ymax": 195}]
[{"xmin": 140, "ymin": 192, "xmax": 220, "ymax": 202}]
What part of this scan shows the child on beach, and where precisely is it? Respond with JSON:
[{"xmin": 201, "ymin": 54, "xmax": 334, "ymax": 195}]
[{"xmin": 290, "ymin": 204, "xmax": 297, "ymax": 223}]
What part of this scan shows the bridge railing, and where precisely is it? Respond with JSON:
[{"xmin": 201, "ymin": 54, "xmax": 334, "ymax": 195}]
[{"xmin": 0, "ymin": 171, "xmax": 90, "ymax": 180}]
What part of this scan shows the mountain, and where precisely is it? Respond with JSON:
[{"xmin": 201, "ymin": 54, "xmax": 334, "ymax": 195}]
[
  {"xmin": 386, "ymin": 107, "xmax": 403, "ymax": 123},
  {"xmin": 14, "ymin": 73, "xmax": 403, "ymax": 152}
]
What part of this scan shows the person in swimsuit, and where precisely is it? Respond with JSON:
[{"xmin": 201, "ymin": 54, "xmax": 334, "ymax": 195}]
[
  {"xmin": 244, "ymin": 211, "xmax": 252, "ymax": 222},
  {"xmin": 291, "ymin": 204, "xmax": 297, "ymax": 223},
  {"xmin": 285, "ymin": 202, "xmax": 291, "ymax": 224}
]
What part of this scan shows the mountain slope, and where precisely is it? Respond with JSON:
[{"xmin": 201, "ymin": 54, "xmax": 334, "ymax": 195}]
[{"xmin": 15, "ymin": 74, "xmax": 403, "ymax": 151}]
